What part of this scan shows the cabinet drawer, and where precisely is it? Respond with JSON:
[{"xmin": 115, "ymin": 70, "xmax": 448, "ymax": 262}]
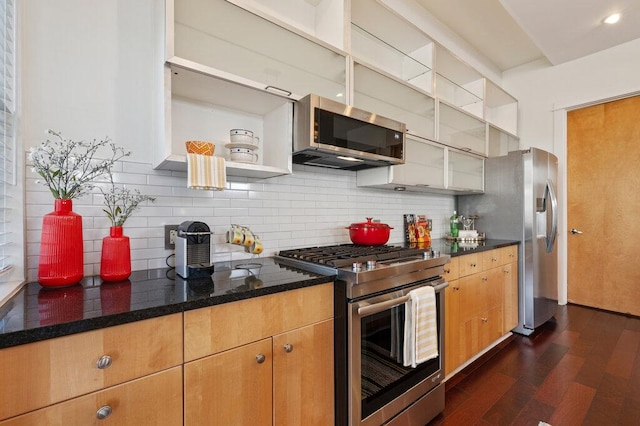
[
  {"xmin": 443, "ymin": 257, "xmax": 459, "ymax": 281},
  {"xmin": 501, "ymin": 245, "xmax": 518, "ymax": 265},
  {"xmin": 0, "ymin": 367, "xmax": 183, "ymax": 426},
  {"xmin": 482, "ymin": 249, "xmax": 502, "ymax": 269},
  {"xmin": 0, "ymin": 314, "xmax": 183, "ymax": 420},
  {"xmin": 184, "ymin": 283, "xmax": 333, "ymax": 361},
  {"xmin": 458, "ymin": 253, "xmax": 483, "ymax": 277}
]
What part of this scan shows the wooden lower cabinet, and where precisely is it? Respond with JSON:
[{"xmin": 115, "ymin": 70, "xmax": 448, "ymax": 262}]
[
  {"xmin": 445, "ymin": 246, "xmax": 518, "ymax": 376},
  {"xmin": 185, "ymin": 339, "xmax": 273, "ymax": 425},
  {"xmin": 183, "ymin": 283, "xmax": 335, "ymax": 426},
  {"xmin": 0, "ymin": 314, "xmax": 183, "ymax": 421},
  {"xmin": 0, "ymin": 367, "xmax": 183, "ymax": 426},
  {"xmin": 185, "ymin": 319, "xmax": 334, "ymax": 426},
  {"xmin": 273, "ymin": 319, "xmax": 334, "ymax": 426},
  {"xmin": 502, "ymin": 245, "xmax": 519, "ymax": 332}
]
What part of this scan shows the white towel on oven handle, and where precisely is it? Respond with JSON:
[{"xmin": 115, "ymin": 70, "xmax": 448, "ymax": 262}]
[{"xmin": 403, "ymin": 285, "xmax": 439, "ymax": 368}]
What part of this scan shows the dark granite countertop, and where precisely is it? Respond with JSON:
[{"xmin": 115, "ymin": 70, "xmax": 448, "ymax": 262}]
[
  {"xmin": 428, "ymin": 238, "xmax": 519, "ymax": 257},
  {"xmin": 0, "ymin": 257, "xmax": 334, "ymax": 350}
]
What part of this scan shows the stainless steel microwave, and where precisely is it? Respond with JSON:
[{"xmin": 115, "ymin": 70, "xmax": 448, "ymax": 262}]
[{"xmin": 293, "ymin": 94, "xmax": 406, "ymax": 171}]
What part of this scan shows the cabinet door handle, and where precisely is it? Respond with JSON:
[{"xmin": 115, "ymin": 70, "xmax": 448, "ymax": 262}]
[
  {"xmin": 492, "ymin": 257, "xmax": 497, "ymax": 262},
  {"xmin": 504, "ymin": 269, "xmax": 510, "ymax": 274},
  {"xmin": 482, "ymin": 318, "xmax": 488, "ymax": 322},
  {"xmin": 453, "ymin": 287, "xmax": 459, "ymax": 291},
  {"xmin": 470, "ymin": 263, "xmax": 477, "ymax": 267},
  {"xmin": 444, "ymin": 268, "xmax": 450, "ymax": 273},
  {"xmin": 283, "ymin": 344, "xmax": 293, "ymax": 353},
  {"xmin": 256, "ymin": 354, "xmax": 266, "ymax": 364},
  {"xmin": 96, "ymin": 405, "xmax": 113, "ymax": 420},
  {"xmin": 481, "ymin": 276, "xmax": 488, "ymax": 281},
  {"xmin": 96, "ymin": 355, "xmax": 112, "ymax": 370}
]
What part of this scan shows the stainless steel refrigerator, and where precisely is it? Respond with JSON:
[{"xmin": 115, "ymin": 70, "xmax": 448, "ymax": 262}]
[{"xmin": 458, "ymin": 148, "xmax": 558, "ymax": 335}]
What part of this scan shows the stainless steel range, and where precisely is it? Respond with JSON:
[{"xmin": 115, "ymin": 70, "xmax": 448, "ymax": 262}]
[{"xmin": 276, "ymin": 244, "xmax": 450, "ymax": 426}]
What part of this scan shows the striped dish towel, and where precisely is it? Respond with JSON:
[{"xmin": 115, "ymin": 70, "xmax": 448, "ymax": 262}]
[
  {"xmin": 403, "ymin": 285, "xmax": 438, "ymax": 368},
  {"xmin": 187, "ymin": 153, "xmax": 226, "ymax": 190}
]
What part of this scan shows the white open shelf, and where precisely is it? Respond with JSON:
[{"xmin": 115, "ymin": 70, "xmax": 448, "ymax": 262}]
[{"xmin": 157, "ymin": 64, "xmax": 293, "ymax": 179}]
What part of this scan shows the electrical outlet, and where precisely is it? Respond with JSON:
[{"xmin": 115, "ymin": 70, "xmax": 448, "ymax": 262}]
[{"xmin": 164, "ymin": 225, "xmax": 179, "ymax": 249}]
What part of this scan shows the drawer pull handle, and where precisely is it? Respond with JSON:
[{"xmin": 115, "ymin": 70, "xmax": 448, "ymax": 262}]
[
  {"xmin": 492, "ymin": 257, "xmax": 497, "ymax": 262},
  {"xmin": 256, "ymin": 354, "xmax": 266, "ymax": 364},
  {"xmin": 470, "ymin": 263, "xmax": 476, "ymax": 267},
  {"xmin": 284, "ymin": 344, "xmax": 293, "ymax": 353},
  {"xmin": 482, "ymin": 318, "xmax": 488, "ymax": 322},
  {"xmin": 481, "ymin": 276, "xmax": 488, "ymax": 281},
  {"xmin": 96, "ymin": 355, "xmax": 112, "ymax": 370},
  {"xmin": 96, "ymin": 405, "xmax": 113, "ymax": 420},
  {"xmin": 444, "ymin": 268, "xmax": 450, "ymax": 273}
]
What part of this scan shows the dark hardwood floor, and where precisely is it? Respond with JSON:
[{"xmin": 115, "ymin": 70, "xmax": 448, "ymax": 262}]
[{"xmin": 430, "ymin": 303, "xmax": 640, "ymax": 425}]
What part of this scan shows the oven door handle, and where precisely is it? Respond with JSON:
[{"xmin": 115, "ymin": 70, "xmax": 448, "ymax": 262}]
[
  {"xmin": 356, "ymin": 282, "xmax": 448, "ymax": 316},
  {"xmin": 357, "ymin": 295, "xmax": 410, "ymax": 316}
]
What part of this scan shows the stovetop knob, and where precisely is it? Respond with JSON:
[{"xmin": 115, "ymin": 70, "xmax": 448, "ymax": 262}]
[
  {"xmin": 366, "ymin": 260, "xmax": 376, "ymax": 269},
  {"xmin": 352, "ymin": 262, "xmax": 362, "ymax": 271}
]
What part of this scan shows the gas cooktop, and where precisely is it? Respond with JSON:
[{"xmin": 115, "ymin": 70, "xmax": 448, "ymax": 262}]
[{"xmin": 276, "ymin": 244, "xmax": 450, "ymax": 297}]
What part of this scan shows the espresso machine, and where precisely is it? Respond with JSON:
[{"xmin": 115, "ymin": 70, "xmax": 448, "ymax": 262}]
[{"xmin": 175, "ymin": 221, "xmax": 215, "ymax": 279}]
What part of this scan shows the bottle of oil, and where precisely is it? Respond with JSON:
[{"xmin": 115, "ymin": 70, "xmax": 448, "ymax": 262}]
[{"xmin": 450, "ymin": 211, "xmax": 459, "ymax": 238}]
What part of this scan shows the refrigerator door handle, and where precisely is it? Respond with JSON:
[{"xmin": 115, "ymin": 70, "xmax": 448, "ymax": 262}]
[{"xmin": 545, "ymin": 179, "xmax": 558, "ymax": 253}]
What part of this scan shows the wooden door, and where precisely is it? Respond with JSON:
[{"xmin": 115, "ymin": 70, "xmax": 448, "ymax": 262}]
[
  {"xmin": 567, "ymin": 95, "xmax": 640, "ymax": 315},
  {"xmin": 444, "ymin": 279, "xmax": 460, "ymax": 376},
  {"xmin": 502, "ymin": 262, "xmax": 518, "ymax": 332},
  {"xmin": 184, "ymin": 338, "xmax": 273, "ymax": 425},
  {"xmin": 272, "ymin": 319, "xmax": 334, "ymax": 426}
]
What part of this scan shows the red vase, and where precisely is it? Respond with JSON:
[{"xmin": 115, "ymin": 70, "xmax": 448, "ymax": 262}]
[
  {"xmin": 100, "ymin": 226, "xmax": 131, "ymax": 282},
  {"xmin": 38, "ymin": 199, "xmax": 84, "ymax": 287}
]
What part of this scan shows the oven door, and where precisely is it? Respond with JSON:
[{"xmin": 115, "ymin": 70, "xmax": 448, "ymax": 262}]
[{"xmin": 348, "ymin": 278, "xmax": 446, "ymax": 426}]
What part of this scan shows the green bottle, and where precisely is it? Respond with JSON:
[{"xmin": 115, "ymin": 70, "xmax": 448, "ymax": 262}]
[{"xmin": 450, "ymin": 211, "xmax": 459, "ymax": 238}]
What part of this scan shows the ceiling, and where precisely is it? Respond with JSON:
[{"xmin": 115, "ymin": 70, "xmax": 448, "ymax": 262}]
[{"xmin": 415, "ymin": 0, "xmax": 640, "ymax": 71}]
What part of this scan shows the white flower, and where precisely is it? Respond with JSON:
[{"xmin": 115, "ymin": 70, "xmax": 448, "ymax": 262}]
[
  {"xmin": 30, "ymin": 130, "xmax": 130, "ymax": 199},
  {"xmin": 100, "ymin": 172, "xmax": 155, "ymax": 227}
]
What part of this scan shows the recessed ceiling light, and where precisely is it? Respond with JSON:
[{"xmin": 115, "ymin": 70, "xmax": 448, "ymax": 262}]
[{"xmin": 604, "ymin": 13, "xmax": 621, "ymax": 24}]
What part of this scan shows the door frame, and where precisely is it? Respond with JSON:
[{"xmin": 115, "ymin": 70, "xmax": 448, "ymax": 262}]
[{"xmin": 553, "ymin": 90, "xmax": 640, "ymax": 306}]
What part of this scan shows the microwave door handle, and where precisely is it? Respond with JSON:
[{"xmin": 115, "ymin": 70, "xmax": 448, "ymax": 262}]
[{"xmin": 357, "ymin": 295, "xmax": 409, "ymax": 316}]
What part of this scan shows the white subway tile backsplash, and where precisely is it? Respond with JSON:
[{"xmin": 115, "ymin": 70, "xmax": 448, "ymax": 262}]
[{"xmin": 25, "ymin": 159, "xmax": 455, "ymax": 281}]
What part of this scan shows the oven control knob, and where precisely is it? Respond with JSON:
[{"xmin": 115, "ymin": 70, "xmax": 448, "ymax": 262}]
[
  {"xmin": 366, "ymin": 260, "xmax": 376, "ymax": 269},
  {"xmin": 423, "ymin": 251, "xmax": 432, "ymax": 259},
  {"xmin": 352, "ymin": 262, "xmax": 362, "ymax": 271}
]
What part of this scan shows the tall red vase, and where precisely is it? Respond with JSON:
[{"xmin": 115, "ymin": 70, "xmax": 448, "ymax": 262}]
[
  {"xmin": 100, "ymin": 226, "xmax": 131, "ymax": 282},
  {"xmin": 38, "ymin": 199, "xmax": 84, "ymax": 287}
]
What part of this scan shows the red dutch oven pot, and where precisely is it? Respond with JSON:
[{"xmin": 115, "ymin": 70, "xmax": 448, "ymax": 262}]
[{"xmin": 346, "ymin": 217, "xmax": 393, "ymax": 245}]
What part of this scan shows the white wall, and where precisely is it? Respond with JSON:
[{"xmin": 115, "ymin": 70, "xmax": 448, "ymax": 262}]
[
  {"xmin": 21, "ymin": 0, "xmax": 164, "ymax": 159},
  {"xmin": 503, "ymin": 38, "xmax": 640, "ymax": 153},
  {"xmin": 502, "ymin": 38, "xmax": 640, "ymax": 304}
]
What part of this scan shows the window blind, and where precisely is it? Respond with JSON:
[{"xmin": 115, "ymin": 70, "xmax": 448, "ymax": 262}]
[{"xmin": 0, "ymin": 0, "xmax": 15, "ymax": 278}]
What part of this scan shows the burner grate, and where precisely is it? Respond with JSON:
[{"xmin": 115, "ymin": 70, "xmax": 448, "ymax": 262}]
[{"xmin": 278, "ymin": 244, "xmax": 428, "ymax": 268}]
